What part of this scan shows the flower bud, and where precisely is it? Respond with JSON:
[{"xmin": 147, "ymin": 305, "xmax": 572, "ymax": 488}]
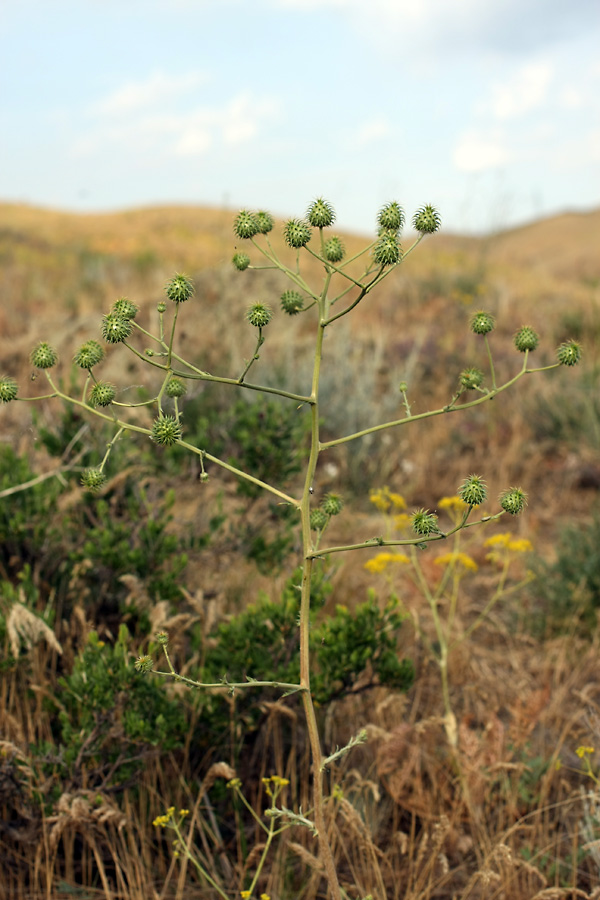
[
  {"xmin": 165, "ymin": 274, "xmax": 194, "ymax": 304},
  {"xmin": 155, "ymin": 631, "xmax": 169, "ymax": 645},
  {"xmin": 151, "ymin": 415, "xmax": 182, "ymax": 446},
  {"xmin": 0, "ymin": 376, "xmax": 18, "ymax": 403},
  {"xmin": 89, "ymin": 382, "xmax": 116, "ymax": 407},
  {"xmin": 157, "ymin": 302, "xmax": 166, "ymax": 313},
  {"xmin": 283, "ymin": 219, "xmax": 312, "ymax": 249},
  {"xmin": 459, "ymin": 367, "xmax": 484, "ymax": 389},
  {"xmin": 321, "ymin": 493, "xmax": 343, "ymax": 516},
  {"xmin": 499, "ymin": 487, "xmax": 527, "ymax": 515},
  {"xmin": 411, "ymin": 509, "xmax": 439, "ymax": 536},
  {"xmin": 373, "ymin": 232, "xmax": 401, "ymax": 267},
  {"xmin": 232, "ymin": 252, "xmax": 251, "ymax": 271},
  {"xmin": 307, "ymin": 198, "xmax": 335, "ymax": 228},
  {"xmin": 412, "ymin": 205, "xmax": 441, "ymax": 234},
  {"xmin": 377, "ymin": 201, "xmax": 404, "ymax": 232},
  {"xmin": 514, "ymin": 326, "xmax": 539, "ymax": 352},
  {"xmin": 557, "ymin": 340, "xmax": 582, "ymax": 367},
  {"xmin": 134, "ymin": 655, "xmax": 154, "ymax": 674},
  {"xmin": 323, "ymin": 236, "xmax": 345, "ymax": 263},
  {"xmin": 30, "ymin": 342, "xmax": 58, "ymax": 370},
  {"xmin": 74, "ymin": 340, "xmax": 104, "ymax": 369},
  {"xmin": 234, "ymin": 210, "xmax": 260, "ymax": 239},
  {"xmin": 101, "ymin": 313, "xmax": 133, "ymax": 344},
  {"xmin": 112, "ymin": 298, "xmax": 138, "ymax": 319},
  {"xmin": 81, "ymin": 468, "xmax": 106, "ymax": 492},
  {"xmin": 255, "ymin": 211, "xmax": 274, "ymax": 234},
  {"xmin": 165, "ymin": 378, "xmax": 187, "ymax": 398},
  {"xmin": 310, "ymin": 508, "xmax": 329, "ymax": 531},
  {"xmin": 280, "ymin": 290, "xmax": 305, "ymax": 316},
  {"xmin": 470, "ymin": 311, "xmax": 495, "ymax": 335},
  {"xmin": 458, "ymin": 474, "xmax": 487, "ymax": 507},
  {"xmin": 246, "ymin": 303, "xmax": 273, "ymax": 327}
]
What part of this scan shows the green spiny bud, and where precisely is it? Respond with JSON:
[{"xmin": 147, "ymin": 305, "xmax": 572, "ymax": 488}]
[
  {"xmin": 283, "ymin": 219, "xmax": 312, "ymax": 249},
  {"xmin": 412, "ymin": 205, "xmax": 441, "ymax": 234},
  {"xmin": 280, "ymin": 290, "xmax": 305, "ymax": 315},
  {"xmin": 323, "ymin": 236, "xmax": 345, "ymax": 263},
  {"xmin": 165, "ymin": 377, "xmax": 187, "ymax": 398},
  {"xmin": 321, "ymin": 493, "xmax": 343, "ymax": 516},
  {"xmin": 459, "ymin": 367, "xmax": 484, "ymax": 389},
  {"xmin": 81, "ymin": 468, "xmax": 106, "ymax": 493},
  {"xmin": 74, "ymin": 340, "xmax": 104, "ymax": 369},
  {"xmin": 101, "ymin": 313, "xmax": 133, "ymax": 344},
  {"xmin": 165, "ymin": 274, "xmax": 194, "ymax": 304},
  {"xmin": 247, "ymin": 303, "xmax": 273, "ymax": 327},
  {"xmin": 398, "ymin": 381, "xmax": 408, "ymax": 392},
  {"xmin": 310, "ymin": 508, "xmax": 329, "ymax": 531},
  {"xmin": 458, "ymin": 474, "xmax": 487, "ymax": 507},
  {"xmin": 151, "ymin": 415, "xmax": 182, "ymax": 446},
  {"xmin": 557, "ymin": 340, "xmax": 582, "ymax": 367},
  {"xmin": 470, "ymin": 311, "xmax": 495, "ymax": 335},
  {"xmin": 234, "ymin": 210, "xmax": 260, "ymax": 239},
  {"xmin": 411, "ymin": 509, "xmax": 440, "ymax": 536},
  {"xmin": 0, "ymin": 376, "xmax": 18, "ymax": 403},
  {"xmin": 30, "ymin": 342, "xmax": 58, "ymax": 370},
  {"xmin": 112, "ymin": 297, "xmax": 138, "ymax": 319},
  {"xmin": 255, "ymin": 210, "xmax": 274, "ymax": 234},
  {"xmin": 307, "ymin": 197, "xmax": 335, "ymax": 228},
  {"xmin": 134, "ymin": 655, "xmax": 154, "ymax": 674},
  {"xmin": 377, "ymin": 201, "xmax": 405, "ymax": 232},
  {"xmin": 499, "ymin": 487, "xmax": 527, "ymax": 515},
  {"xmin": 155, "ymin": 631, "xmax": 169, "ymax": 645},
  {"xmin": 157, "ymin": 302, "xmax": 166, "ymax": 313},
  {"xmin": 373, "ymin": 232, "xmax": 401, "ymax": 267},
  {"xmin": 514, "ymin": 326, "xmax": 539, "ymax": 352},
  {"xmin": 89, "ymin": 382, "xmax": 116, "ymax": 407},
  {"xmin": 232, "ymin": 252, "xmax": 251, "ymax": 271}
]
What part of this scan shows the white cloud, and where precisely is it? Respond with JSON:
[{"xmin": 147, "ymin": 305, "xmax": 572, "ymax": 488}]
[
  {"xmin": 488, "ymin": 62, "xmax": 553, "ymax": 119},
  {"xmin": 93, "ymin": 70, "xmax": 208, "ymax": 117},
  {"xmin": 453, "ymin": 130, "xmax": 510, "ymax": 172}
]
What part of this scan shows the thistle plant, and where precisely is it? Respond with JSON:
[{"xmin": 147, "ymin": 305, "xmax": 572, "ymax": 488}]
[{"xmin": 1, "ymin": 196, "xmax": 581, "ymax": 900}]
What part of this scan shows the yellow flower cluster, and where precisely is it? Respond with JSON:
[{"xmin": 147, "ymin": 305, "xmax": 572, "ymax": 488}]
[
  {"xmin": 364, "ymin": 552, "xmax": 410, "ymax": 574},
  {"xmin": 576, "ymin": 746, "xmax": 595, "ymax": 758},
  {"xmin": 434, "ymin": 551, "xmax": 478, "ymax": 572},
  {"xmin": 484, "ymin": 532, "xmax": 533, "ymax": 552},
  {"xmin": 152, "ymin": 806, "xmax": 175, "ymax": 828},
  {"xmin": 240, "ymin": 893, "xmax": 271, "ymax": 899},
  {"xmin": 261, "ymin": 774, "xmax": 290, "ymax": 797},
  {"xmin": 438, "ymin": 495, "xmax": 468, "ymax": 511},
  {"xmin": 370, "ymin": 487, "xmax": 407, "ymax": 513}
]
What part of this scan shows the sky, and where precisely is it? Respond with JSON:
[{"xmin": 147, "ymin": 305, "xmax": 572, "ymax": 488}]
[{"xmin": 1, "ymin": 0, "xmax": 599, "ymax": 235}]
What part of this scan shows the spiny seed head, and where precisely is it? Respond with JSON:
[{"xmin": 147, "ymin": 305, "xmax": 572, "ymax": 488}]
[
  {"xmin": 165, "ymin": 274, "xmax": 194, "ymax": 304},
  {"xmin": 155, "ymin": 630, "xmax": 169, "ymax": 645},
  {"xmin": 458, "ymin": 474, "xmax": 487, "ymax": 507},
  {"xmin": 280, "ymin": 290, "xmax": 305, "ymax": 316},
  {"xmin": 310, "ymin": 508, "xmax": 329, "ymax": 531},
  {"xmin": 246, "ymin": 303, "xmax": 273, "ymax": 327},
  {"xmin": 135, "ymin": 655, "xmax": 154, "ymax": 674},
  {"xmin": 499, "ymin": 487, "xmax": 528, "ymax": 515},
  {"xmin": 30, "ymin": 342, "xmax": 58, "ymax": 370},
  {"xmin": 232, "ymin": 252, "xmax": 251, "ymax": 271},
  {"xmin": 112, "ymin": 297, "xmax": 138, "ymax": 319},
  {"xmin": 74, "ymin": 340, "xmax": 104, "ymax": 369},
  {"xmin": 514, "ymin": 326, "xmax": 539, "ymax": 352},
  {"xmin": 234, "ymin": 210, "xmax": 260, "ymax": 240},
  {"xmin": 470, "ymin": 311, "xmax": 495, "ymax": 335},
  {"xmin": 0, "ymin": 376, "xmax": 18, "ymax": 403},
  {"xmin": 373, "ymin": 232, "xmax": 401, "ymax": 267},
  {"xmin": 307, "ymin": 197, "xmax": 335, "ymax": 228},
  {"xmin": 411, "ymin": 509, "xmax": 439, "ymax": 536},
  {"xmin": 165, "ymin": 378, "xmax": 187, "ymax": 398},
  {"xmin": 321, "ymin": 493, "xmax": 343, "ymax": 516},
  {"xmin": 323, "ymin": 236, "xmax": 345, "ymax": 263},
  {"xmin": 283, "ymin": 219, "xmax": 312, "ymax": 249},
  {"xmin": 89, "ymin": 382, "xmax": 116, "ymax": 407},
  {"xmin": 151, "ymin": 415, "xmax": 182, "ymax": 446},
  {"xmin": 101, "ymin": 313, "xmax": 133, "ymax": 344},
  {"xmin": 557, "ymin": 340, "xmax": 582, "ymax": 367},
  {"xmin": 81, "ymin": 468, "xmax": 106, "ymax": 493},
  {"xmin": 255, "ymin": 210, "xmax": 274, "ymax": 234},
  {"xmin": 157, "ymin": 302, "xmax": 167, "ymax": 314},
  {"xmin": 377, "ymin": 201, "xmax": 405, "ymax": 232},
  {"xmin": 412, "ymin": 205, "xmax": 441, "ymax": 234},
  {"xmin": 460, "ymin": 367, "xmax": 484, "ymax": 389}
]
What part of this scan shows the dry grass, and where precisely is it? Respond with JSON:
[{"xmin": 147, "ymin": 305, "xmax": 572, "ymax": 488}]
[{"xmin": 1, "ymin": 202, "xmax": 600, "ymax": 898}]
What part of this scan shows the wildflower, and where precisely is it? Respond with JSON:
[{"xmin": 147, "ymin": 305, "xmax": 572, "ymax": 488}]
[
  {"xmin": 484, "ymin": 533, "xmax": 512, "ymax": 548},
  {"xmin": 438, "ymin": 496, "xmax": 468, "ymax": 512},
  {"xmin": 434, "ymin": 552, "xmax": 478, "ymax": 572},
  {"xmin": 576, "ymin": 746, "xmax": 595, "ymax": 758},
  {"xmin": 507, "ymin": 538, "xmax": 533, "ymax": 553},
  {"xmin": 393, "ymin": 513, "xmax": 411, "ymax": 529},
  {"xmin": 240, "ymin": 892, "xmax": 252, "ymax": 899},
  {"xmin": 364, "ymin": 552, "xmax": 410, "ymax": 574}
]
